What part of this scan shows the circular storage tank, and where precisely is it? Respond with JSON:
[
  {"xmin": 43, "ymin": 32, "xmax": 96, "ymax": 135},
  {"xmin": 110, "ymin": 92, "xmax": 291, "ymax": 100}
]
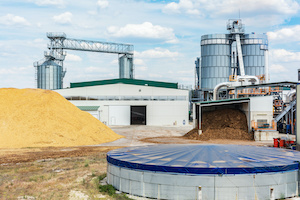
[
  {"xmin": 200, "ymin": 34, "xmax": 231, "ymax": 90},
  {"xmin": 37, "ymin": 60, "xmax": 63, "ymax": 90},
  {"xmin": 107, "ymin": 144, "xmax": 300, "ymax": 200},
  {"xmin": 242, "ymin": 33, "xmax": 268, "ymax": 76}
]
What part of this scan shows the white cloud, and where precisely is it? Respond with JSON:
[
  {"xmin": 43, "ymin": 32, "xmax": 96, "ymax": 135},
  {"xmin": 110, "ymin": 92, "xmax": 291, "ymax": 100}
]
[
  {"xmin": 269, "ymin": 49, "xmax": 300, "ymax": 62},
  {"xmin": 135, "ymin": 48, "xmax": 179, "ymax": 59},
  {"xmin": 267, "ymin": 25, "xmax": 300, "ymax": 43},
  {"xmin": 65, "ymin": 53, "xmax": 82, "ymax": 62},
  {"xmin": 53, "ymin": 12, "xmax": 72, "ymax": 24},
  {"xmin": 107, "ymin": 22, "xmax": 178, "ymax": 43},
  {"xmin": 33, "ymin": 0, "xmax": 65, "ymax": 7},
  {"xmin": 0, "ymin": 14, "xmax": 30, "ymax": 26},
  {"xmin": 211, "ymin": 0, "xmax": 299, "ymax": 15},
  {"xmin": 0, "ymin": 66, "xmax": 31, "ymax": 75},
  {"xmin": 134, "ymin": 58, "xmax": 145, "ymax": 66},
  {"xmin": 268, "ymin": 49, "xmax": 300, "ymax": 82},
  {"xmin": 269, "ymin": 64, "xmax": 288, "ymax": 72},
  {"xmin": 163, "ymin": 0, "xmax": 200, "ymax": 16},
  {"xmin": 163, "ymin": 0, "xmax": 299, "ymax": 22},
  {"xmin": 163, "ymin": 2, "xmax": 181, "ymax": 14},
  {"xmin": 97, "ymin": 0, "xmax": 108, "ymax": 9}
]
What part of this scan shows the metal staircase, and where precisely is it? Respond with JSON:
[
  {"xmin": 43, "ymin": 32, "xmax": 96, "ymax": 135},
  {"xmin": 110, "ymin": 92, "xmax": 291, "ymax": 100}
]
[{"xmin": 274, "ymin": 99, "xmax": 296, "ymax": 122}]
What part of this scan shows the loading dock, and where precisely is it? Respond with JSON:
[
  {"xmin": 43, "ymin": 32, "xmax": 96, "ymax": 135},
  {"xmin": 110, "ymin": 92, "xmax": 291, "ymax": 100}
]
[
  {"xmin": 131, "ymin": 106, "xmax": 146, "ymax": 125},
  {"xmin": 193, "ymin": 96, "xmax": 276, "ymax": 140}
]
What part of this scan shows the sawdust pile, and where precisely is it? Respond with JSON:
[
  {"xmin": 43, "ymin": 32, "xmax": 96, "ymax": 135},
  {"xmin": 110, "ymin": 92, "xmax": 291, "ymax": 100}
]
[
  {"xmin": 184, "ymin": 109, "xmax": 253, "ymax": 141},
  {"xmin": 0, "ymin": 88, "xmax": 123, "ymax": 148}
]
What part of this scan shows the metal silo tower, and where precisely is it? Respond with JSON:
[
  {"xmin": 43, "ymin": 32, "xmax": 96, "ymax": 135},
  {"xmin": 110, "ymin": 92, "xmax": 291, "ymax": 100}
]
[
  {"xmin": 34, "ymin": 32, "xmax": 134, "ymax": 90},
  {"xmin": 195, "ymin": 19, "xmax": 269, "ymax": 101},
  {"xmin": 34, "ymin": 33, "xmax": 67, "ymax": 90}
]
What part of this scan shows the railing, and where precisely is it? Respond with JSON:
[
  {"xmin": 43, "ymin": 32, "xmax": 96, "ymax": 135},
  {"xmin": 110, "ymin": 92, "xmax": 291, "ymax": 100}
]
[
  {"xmin": 251, "ymin": 120, "xmax": 277, "ymax": 131},
  {"xmin": 64, "ymin": 95, "xmax": 187, "ymax": 101},
  {"xmin": 47, "ymin": 32, "xmax": 66, "ymax": 38}
]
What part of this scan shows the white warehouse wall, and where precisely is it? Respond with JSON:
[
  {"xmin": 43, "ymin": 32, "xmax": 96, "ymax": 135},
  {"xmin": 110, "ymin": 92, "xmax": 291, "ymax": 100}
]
[
  {"xmin": 54, "ymin": 83, "xmax": 189, "ymax": 126},
  {"xmin": 249, "ymin": 96, "xmax": 273, "ymax": 125}
]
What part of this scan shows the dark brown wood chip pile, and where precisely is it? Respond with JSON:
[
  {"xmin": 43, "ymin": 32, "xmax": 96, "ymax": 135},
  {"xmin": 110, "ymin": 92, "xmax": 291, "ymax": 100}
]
[{"xmin": 184, "ymin": 109, "xmax": 254, "ymax": 141}]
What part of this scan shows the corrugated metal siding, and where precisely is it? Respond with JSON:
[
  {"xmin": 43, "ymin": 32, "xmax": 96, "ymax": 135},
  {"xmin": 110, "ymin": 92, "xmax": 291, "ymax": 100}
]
[
  {"xmin": 77, "ymin": 106, "xmax": 100, "ymax": 111},
  {"xmin": 37, "ymin": 60, "xmax": 63, "ymax": 90},
  {"xmin": 201, "ymin": 40, "xmax": 231, "ymax": 89},
  {"xmin": 70, "ymin": 78, "xmax": 178, "ymax": 89}
]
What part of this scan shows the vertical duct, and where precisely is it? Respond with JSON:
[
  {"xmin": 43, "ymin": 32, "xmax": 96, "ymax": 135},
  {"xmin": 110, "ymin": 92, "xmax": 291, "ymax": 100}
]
[{"xmin": 265, "ymin": 50, "xmax": 269, "ymax": 83}]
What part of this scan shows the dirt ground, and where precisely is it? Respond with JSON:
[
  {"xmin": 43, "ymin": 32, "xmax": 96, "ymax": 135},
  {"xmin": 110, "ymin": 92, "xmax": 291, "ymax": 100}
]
[{"xmin": 0, "ymin": 125, "xmax": 275, "ymax": 200}]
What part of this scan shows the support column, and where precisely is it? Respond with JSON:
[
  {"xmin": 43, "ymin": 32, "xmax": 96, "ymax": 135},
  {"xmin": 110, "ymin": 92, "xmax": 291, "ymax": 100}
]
[{"xmin": 296, "ymin": 84, "xmax": 300, "ymax": 149}]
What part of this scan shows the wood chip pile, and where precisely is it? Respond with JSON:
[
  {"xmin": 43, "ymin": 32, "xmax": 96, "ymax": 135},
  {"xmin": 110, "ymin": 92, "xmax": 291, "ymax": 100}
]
[
  {"xmin": 0, "ymin": 88, "xmax": 123, "ymax": 148},
  {"xmin": 184, "ymin": 109, "xmax": 253, "ymax": 141}
]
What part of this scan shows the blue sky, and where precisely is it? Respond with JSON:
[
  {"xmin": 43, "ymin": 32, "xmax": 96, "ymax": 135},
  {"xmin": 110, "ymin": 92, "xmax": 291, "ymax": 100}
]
[{"xmin": 1, "ymin": 0, "xmax": 300, "ymax": 89}]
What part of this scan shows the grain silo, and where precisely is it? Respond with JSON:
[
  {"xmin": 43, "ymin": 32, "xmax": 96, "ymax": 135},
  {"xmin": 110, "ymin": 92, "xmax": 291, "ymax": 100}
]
[
  {"xmin": 36, "ymin": 60, "xmax": 66, "ymax": 90},
  {"xmin": 195, "ymin": 19, "xmax": 269, "ymax": 100},
  {"xmin": 107, "ymin": 144, "xmax": 300, "ymax": 200},
  {"xmin": 119, "ymin": 54, "xmax": 134, "ymax": 79}
]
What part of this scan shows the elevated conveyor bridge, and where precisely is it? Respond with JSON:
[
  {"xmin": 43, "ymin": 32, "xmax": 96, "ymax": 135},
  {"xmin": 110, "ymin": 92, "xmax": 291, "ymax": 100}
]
[{"xmin": 34, "ymin": 32, "xmax": 134, "ymax": 90}]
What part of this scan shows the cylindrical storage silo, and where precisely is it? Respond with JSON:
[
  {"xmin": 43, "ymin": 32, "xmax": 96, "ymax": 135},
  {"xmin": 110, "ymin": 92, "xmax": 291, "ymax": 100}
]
[
  {"xmin": 242, "ymin": 33, "xmax": 268, "ymax": 77},
  {"xmin": 119, "ymin": 54, "xmax": 134, "ymax": 79},
  {"xmin": 37, "ymin": 60, "xmax": 63, "ymax": 90},
  {"xmin": 200, "ymin": 34, "xmax": 231, "ymax": 90},
  {"xmin": 107, "ymin": 144, "xmax": 300, "ymax": 200}
]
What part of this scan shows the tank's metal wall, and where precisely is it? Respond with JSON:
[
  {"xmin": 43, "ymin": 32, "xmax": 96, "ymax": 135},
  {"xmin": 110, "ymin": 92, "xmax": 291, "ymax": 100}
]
[
  {"xmin": 37, "ymin": 61, "xmax": 63, "ymax": 90},
  {"xmin": 119, "ymin": 55, "xmax": 133, "ymax": 79},
  {"xmin": 199, "ymin": 33, "xmax": 268, "ymax": 90},
  {"xmin": 242, "ymin": 33, "xmax": 268, "ymax": 76},
  {"xmin": 107, "ymin": 164, "xmax": 298, "ymax": 200},
  {"xmin": 200, "ymin": 34, "xmax": 231, "ymax": 90}
]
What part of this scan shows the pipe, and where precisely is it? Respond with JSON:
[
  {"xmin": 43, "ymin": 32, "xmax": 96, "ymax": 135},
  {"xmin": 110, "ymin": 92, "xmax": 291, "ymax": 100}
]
[
  {"xmin": 213, "ymin": 76, "xmax": 259, "ymax": 101},
  {"xmin": 264, "ymin": 50, "xmax": 269, "ymax": 83},
  {"xmin": 287, "ymin": 89, "xmax": 296, "ymax": 102},
  {"xmin": 213, "ymin": 82, "xmax": 232, "ymax": 100},
  {"xmin": 236, "ymin": 75, "xmax": 259, "ymax": 84}
]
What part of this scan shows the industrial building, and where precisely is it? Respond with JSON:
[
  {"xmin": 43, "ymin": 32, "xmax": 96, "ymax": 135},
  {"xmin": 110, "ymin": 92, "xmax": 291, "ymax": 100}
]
[
  {"xmin": 107, "ymin": 144, "xmax": 300, "ymax": 200},
  {"xmin": 194, "ymin": 19, "xmax": 268, "ymax": 101},
  {"xmin": 192, "ymin": 19, "xmax": 297, "ymax": 141},
  {"xmin": 54, "ymin": 78, "xmax": 189, "ymax": 126}
]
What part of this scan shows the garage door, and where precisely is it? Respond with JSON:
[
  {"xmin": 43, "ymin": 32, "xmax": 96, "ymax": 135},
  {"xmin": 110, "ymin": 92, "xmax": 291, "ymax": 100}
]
[
  {"xmin": 109, "ymin": 105, "xmax": 130, "ymax": 125},
  {"xmin": 131, "ymin": 106, "xmax": 146, "ymax": 125}
]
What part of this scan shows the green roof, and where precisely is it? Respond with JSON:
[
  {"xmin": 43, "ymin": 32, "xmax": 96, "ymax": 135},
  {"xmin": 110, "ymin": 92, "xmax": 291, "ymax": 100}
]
[
  {"xmin": 70, "ymin": 78, "xmax": 178, "ymax": 89},
  {"xmin": 77, "ymin": 106, "xmax": 100, "ymax": 111}
]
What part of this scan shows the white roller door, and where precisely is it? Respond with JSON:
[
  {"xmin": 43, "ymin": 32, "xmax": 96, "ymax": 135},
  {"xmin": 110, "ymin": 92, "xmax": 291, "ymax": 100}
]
[
  {"xmin": 87, "ymin": 111, "xmax": 99, "ymax": 120},
  {"xmin": 109, "ymin": 105, "xmax": 130, "ymax": 125}
]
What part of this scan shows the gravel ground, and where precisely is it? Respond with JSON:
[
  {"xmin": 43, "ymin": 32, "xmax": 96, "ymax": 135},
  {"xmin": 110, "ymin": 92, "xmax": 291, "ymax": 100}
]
[{"xmin": 99, "ymin": 125, "xmax": 193, "ymax": 146}]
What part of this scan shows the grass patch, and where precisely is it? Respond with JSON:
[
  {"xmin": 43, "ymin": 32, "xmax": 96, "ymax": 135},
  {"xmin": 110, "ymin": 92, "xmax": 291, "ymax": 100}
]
[
  {"xmin": 98, "ymin": 174, "xmax": 133, "ymax": 200},
  {"xmin": 98, "ymin": 173, "xmax": 107, "ymax": 181},
  {"xmin": 84, "ymin": 159, "xmax": 89, "ymax": 167}
]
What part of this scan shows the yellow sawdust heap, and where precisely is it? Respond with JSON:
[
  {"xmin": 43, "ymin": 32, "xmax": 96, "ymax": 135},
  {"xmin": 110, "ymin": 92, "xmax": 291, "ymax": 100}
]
[{"xmin": 0, "ymin": 88, "xmax": 123, "ymax": 148}]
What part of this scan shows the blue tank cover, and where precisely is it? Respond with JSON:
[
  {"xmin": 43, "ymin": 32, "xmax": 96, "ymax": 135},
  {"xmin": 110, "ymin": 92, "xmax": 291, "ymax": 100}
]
[{"xmin": 107, "ymin": 144, "xmax": 300, "ymax": 175}]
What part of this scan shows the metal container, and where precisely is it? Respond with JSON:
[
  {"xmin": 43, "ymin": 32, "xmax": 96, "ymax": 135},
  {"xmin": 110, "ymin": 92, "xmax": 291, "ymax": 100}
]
[
  {"xmin": 37, "ymin": 60, "xmax": 64, "ymax": 90},
  {"xmin": 200, "ymin": 34, "xmax": 231, "ymax": 90},
  {"xmin": 119, "ymin": 55, "xmax": 134, "ymax": 79},
  {"xmin": 242, "ymin": 33, "xmax": 268, "ymax": 76},
  {"xmin": 198, "ymin": 32, "xmax": 268, "ymax": 91},
  {"xmin": 107, "ymin": 144, "xmax": 300, "ymax": 200}
]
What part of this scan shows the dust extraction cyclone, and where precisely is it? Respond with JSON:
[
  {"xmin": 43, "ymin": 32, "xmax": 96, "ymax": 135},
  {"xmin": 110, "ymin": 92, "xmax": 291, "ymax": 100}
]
[{"xmin": 107, "ymin": 144, "xmax": 300, "ymax": 200}]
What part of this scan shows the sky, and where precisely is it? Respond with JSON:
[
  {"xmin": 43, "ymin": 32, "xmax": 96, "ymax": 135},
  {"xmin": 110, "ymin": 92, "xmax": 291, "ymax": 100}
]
[{"xmin": 1, "ymin": 0, "xmax": 300, "ymax": 89}]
